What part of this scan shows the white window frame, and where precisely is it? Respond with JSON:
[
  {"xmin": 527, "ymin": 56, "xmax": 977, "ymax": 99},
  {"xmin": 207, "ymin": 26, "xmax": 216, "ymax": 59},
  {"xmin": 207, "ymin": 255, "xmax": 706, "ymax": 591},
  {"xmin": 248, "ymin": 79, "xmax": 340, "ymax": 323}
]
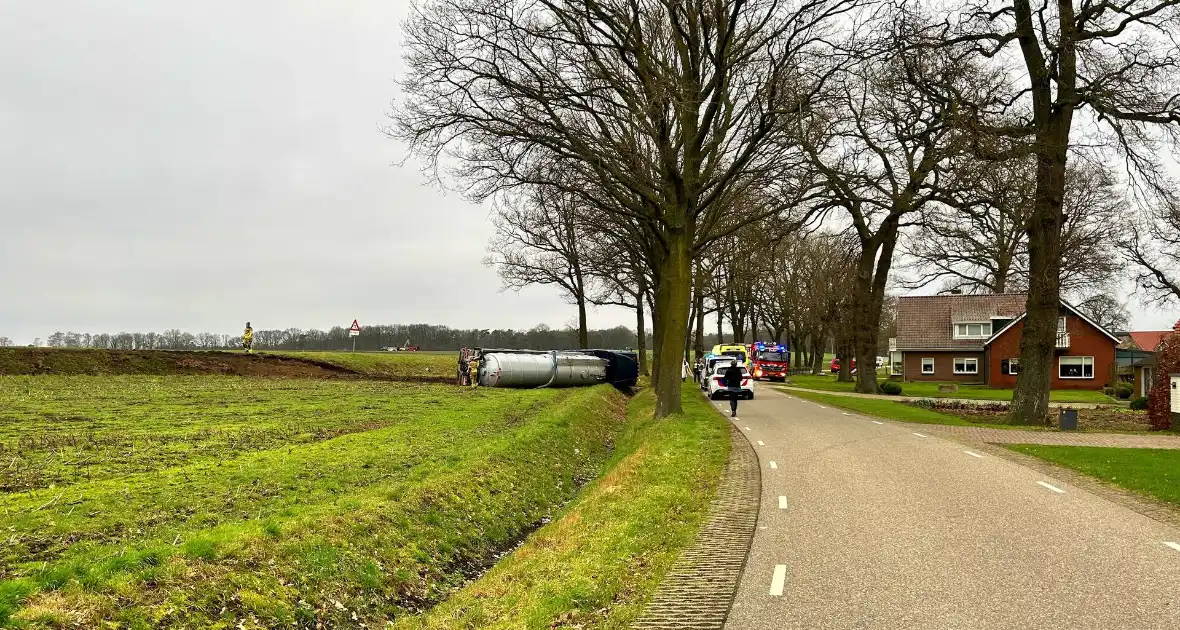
[
  {"xmin": 953, "ymin": 357, "xmax": 979, "ymax": 375},
  {"xmin": 921, "ymin": 357, "xmax": 935, "ymax": 374},
  {"xmin": 1058, "ymin": 356, "xmax": 1094, "ymax": 379},
  {"xmin": 953, "ymin": 322, "xmax": 993, "ymax": 340},
  {"xmin": 1007, "ymin": 358, "xmax": 1020, "ymax": 375}
]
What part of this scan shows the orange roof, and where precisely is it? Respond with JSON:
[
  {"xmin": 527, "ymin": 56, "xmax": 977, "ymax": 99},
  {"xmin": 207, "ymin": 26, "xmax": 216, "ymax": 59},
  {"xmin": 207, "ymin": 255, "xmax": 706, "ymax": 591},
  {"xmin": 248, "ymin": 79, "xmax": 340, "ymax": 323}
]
[{"xmin": 1127, "ymin": 330, "xmax": 1174, "ymax": 352}]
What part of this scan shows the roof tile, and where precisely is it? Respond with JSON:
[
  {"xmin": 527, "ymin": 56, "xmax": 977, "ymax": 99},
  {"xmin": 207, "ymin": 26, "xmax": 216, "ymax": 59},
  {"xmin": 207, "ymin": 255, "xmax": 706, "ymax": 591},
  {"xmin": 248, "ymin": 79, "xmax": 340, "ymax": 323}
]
[{"xmin": 896, "ymin": 294, "xmax": 1028, "ymax": 351}]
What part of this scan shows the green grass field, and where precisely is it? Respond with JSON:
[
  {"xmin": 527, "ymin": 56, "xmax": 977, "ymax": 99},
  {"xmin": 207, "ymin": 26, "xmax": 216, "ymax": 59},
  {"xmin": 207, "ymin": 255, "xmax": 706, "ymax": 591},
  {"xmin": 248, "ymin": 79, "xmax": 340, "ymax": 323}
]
[
  {"xmin": 786, "ymin": 373, "xmax": 1113, "ymax": 403},
  {"xmin": 1005, "ymin": 446, "xmax": 1180, "ymax": 507},
  {"xmin": 0, "ymin": 375, "xmax": 629, "ymax": 628}
]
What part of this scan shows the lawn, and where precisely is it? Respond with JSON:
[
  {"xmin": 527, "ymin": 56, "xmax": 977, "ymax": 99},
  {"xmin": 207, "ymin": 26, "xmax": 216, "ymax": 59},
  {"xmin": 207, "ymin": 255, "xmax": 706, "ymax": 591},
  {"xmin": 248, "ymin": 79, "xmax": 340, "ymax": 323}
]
[
  {"xmin": 1005, "ymin": 446, "xmax": 1180, "ymax": 507},
  {"xmin": 0, "ymin": 375, "xmax": 629, "ymax": 628},
  {"xmin": 395, "ymin": 382, "xmax": 731, "ymax": 629},
  {"xmin": 786, "ymin": 373, "xmax": 1113, "ymax": 403},
  {"xmin": 785, "ymin": 390, "xmax": 978, "ymax": 426}
]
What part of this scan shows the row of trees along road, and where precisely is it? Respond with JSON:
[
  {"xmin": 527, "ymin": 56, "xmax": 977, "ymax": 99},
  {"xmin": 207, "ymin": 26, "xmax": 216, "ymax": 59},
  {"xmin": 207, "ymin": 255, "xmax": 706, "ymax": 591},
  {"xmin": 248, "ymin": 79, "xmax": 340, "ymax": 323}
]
[
  {"xmin": 22, "ymin": 325, "xmax": 650, "ymax": 353},
  {"xmin": 392, "ymin": 0, "xmax": 1180, "ymax": 422}
]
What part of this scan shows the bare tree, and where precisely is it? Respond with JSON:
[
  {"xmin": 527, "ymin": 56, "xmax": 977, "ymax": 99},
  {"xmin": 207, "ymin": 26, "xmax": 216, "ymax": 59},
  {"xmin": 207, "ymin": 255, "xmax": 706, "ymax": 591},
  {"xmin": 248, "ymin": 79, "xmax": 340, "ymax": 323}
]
[
  {"xmin": 486, "ymin": 183, "xmax": 595, "ymax": 348},
  {"xmin": 392, "ymin": 0, "xmax": 853, "ymax": 416},
  {"xmin": 1073, "ymin": 293, "xmax": 1130, "ymax": 332},
  {"xmin": 904, "ymin": 160, "xmax": 1122, "ymax": 298},
  {"xmin": 935, "ymin": 0, "xmax": 1180, "ymax": 423},
  {"xmin": 1120, "ymin": 198, "xmax": 1180, "ymax": 305},
  {"xmin": 803, "ymin": 25, "xmax": 976, "ymax": 394},
  {"xmin": 0, "ymin": 337, "xmax": 13, "ymax": 347}
]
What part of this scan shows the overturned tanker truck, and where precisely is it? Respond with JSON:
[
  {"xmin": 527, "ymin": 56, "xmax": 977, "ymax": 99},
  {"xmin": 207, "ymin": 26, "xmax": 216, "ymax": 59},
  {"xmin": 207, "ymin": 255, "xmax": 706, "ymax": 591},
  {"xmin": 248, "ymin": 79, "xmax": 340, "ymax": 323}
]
[{"xmin": 457, "ymin": 348, "xmax": 639, "ymax": 390}]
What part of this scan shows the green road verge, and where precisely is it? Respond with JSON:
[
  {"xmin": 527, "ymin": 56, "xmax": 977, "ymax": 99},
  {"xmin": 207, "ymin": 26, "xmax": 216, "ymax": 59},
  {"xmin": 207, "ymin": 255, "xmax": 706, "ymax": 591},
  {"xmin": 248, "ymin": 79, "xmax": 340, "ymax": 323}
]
[
  {"xmin": 1005, "ymin": 446, "xmax": 1180, "ymax": 508},
  {"xmin": 1, "ymin": 377, "xmax": 626, "ymax": 628},
  {"xmin": 786, "ymin": 373, "xmax": 1113, "ymax": 403},
  {"xmin": 784, "ymin": 389, "xmax": 1041, "ymax": 430},
  {"xmin": 394, "ymin": 383, "xmax": 730, "ymax": 629}
]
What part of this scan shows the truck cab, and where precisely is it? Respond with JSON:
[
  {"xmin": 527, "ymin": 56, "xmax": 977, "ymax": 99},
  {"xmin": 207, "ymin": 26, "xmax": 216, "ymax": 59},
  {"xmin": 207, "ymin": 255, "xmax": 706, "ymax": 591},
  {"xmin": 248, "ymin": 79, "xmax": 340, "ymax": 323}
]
[
  {"xmin": 750, "ymin": 342, "xmax": 790, "ymax": 381},
  {"xmin": 710, "ymin": 344, "xmax": 749, "ymax": 368}
]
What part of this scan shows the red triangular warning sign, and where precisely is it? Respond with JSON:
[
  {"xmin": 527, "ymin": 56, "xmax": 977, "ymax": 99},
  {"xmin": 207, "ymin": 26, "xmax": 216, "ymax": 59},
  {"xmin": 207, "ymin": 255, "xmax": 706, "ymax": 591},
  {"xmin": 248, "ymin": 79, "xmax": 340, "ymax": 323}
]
[{"xmin": 349, "ymin": 319, "xmax": 361, "ymax": 332}]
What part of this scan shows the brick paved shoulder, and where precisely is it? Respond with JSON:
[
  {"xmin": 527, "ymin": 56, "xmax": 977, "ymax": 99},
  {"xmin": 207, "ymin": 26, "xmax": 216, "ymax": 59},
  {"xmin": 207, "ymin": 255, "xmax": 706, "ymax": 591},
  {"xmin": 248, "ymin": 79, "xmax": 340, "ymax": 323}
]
[{"xmin": 631, "ymin": 422, "xmax": 761, "ymax": 629}]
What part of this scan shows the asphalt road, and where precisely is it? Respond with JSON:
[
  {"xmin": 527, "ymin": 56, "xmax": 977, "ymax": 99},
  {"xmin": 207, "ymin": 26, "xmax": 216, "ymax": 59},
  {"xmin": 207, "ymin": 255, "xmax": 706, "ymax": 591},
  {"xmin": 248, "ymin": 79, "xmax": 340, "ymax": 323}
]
[{"xmin": 720, "ymin": 387, "xmax": 1180, "ymax": 630}]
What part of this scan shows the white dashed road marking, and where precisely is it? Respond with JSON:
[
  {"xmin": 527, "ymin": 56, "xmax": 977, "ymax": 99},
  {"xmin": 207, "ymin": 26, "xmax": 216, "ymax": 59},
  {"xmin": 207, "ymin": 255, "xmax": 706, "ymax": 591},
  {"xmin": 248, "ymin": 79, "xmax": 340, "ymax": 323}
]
[
  {"xmin": 769, "ymin": 461, "xmax": 778, "ymax": 469},
  {"xmin": 871, "ymin": 421, "xmax": 884, "ymax": 425},
  {"xmin": 842, "ymin": 412, "xmax": 850, "ymax": 416},
  {"xmin": 1037, "ymin": 481, "xmax": 1066, "ymax": 494},
  {"xmin": 778, "ymin": 496, "xmax": 788, "ymax": 509},
  {"xmin": 964, "ymin": 451, "xmax": 984, "ymax": 458},
  {"xmin": 769, "ymin": 565, "xmax": 787, "ymax": 596},
  {"xmin": 744, "ymin": 426, "xmax": 750, "ymax": 431},
  {"xmin": 912, "ymin": 432, "xmax": 928, "ymax": 438},
  {"xmin": 1165, "ymin": 542, "xmax": 1180, "ymax": 553},
  {"xmin": 757, "ymin": 440, "xmax": 765, "ymax": 446}
]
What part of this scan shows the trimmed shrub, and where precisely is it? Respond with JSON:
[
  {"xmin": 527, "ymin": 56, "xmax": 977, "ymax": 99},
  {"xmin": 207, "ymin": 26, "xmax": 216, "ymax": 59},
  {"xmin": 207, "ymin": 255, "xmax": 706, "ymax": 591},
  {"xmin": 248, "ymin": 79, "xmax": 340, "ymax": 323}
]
[
  {"xmin": 880, "ymin": 381, "xmax": 903, "ymax": 395},
  {"xmin": 1130, "ymin": 396, "xmax": 1148, "ymax": 411},
  {"xmin": 1115, "ymin": 382, "xmax": 1133, "ymax": 400}
]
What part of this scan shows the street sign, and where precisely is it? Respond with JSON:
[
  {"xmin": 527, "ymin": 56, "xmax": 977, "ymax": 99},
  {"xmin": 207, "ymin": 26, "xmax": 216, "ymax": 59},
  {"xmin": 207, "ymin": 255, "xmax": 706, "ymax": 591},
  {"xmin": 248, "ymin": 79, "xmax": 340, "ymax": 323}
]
[{"xmin": 349, "ymin": 320, "xmax": 361, "ymax": 337}]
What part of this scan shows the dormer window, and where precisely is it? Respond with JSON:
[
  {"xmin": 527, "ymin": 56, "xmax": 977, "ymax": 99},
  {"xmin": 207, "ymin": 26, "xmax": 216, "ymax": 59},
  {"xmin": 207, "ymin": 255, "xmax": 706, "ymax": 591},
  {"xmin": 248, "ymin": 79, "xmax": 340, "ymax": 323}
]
[{"xmin": 953, "ymin": 322, "xmax": 992, "ymax": 339}]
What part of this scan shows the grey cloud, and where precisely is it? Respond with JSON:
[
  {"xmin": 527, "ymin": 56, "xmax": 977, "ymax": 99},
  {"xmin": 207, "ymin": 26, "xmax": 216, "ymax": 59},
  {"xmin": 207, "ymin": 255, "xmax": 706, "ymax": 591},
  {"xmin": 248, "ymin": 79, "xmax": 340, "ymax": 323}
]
[{"xmin": 0, "ymin": 0, "xmax": 634, "ymax": 344}]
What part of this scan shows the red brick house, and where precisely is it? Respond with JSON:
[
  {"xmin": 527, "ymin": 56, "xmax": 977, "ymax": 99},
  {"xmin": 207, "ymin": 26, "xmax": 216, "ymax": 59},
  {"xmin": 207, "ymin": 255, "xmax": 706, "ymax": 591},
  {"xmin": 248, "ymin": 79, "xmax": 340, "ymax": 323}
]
[{"xmin": 892, "ymin": 294, "xmax": 1120, "ymax": 390}]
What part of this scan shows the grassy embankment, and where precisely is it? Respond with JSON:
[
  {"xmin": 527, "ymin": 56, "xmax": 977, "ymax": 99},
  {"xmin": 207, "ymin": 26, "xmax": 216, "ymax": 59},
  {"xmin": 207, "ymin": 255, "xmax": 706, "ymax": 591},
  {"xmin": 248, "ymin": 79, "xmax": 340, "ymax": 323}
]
[
  {"xmin": 0, "ymin": 375, "xmax": 625, "ymax": 627},
  {"xmin": 786, "ymin": 372, "xmax": 1113, "ymax": 403},
  {"xmin": 273, "ymin": 351, "xmax": 456, "ymax": 379},
  {"xmin": 1006, "ymin": 446, "xmax": 1180, "ymax": 507},
  {"xmin": 394, "ymin": 383, "xmax": 730, "ymax": 629}
]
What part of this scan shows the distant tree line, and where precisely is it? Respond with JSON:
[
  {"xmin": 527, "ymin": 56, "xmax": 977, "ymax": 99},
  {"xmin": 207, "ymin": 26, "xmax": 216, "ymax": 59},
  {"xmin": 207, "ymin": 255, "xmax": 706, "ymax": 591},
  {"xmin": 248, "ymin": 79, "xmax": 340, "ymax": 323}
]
[{"xmin": 28, "ymin": 324, "xmax": 721, "ymax": 352}]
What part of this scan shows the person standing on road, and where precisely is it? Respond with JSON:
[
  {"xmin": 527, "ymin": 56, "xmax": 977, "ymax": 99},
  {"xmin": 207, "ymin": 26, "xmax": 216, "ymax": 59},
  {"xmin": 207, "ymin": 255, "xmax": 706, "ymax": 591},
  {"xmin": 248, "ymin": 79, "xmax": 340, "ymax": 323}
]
[
  {"xmin": 242, "ymin": 322, "xmax": 254, "ymax": 354},
  {"xmin": 722, "ymin": 361, "xmax": 744, "ymax": 417},
  {"xmin": 681, "ymin": 357, "xmax": 689, "ymax": 382}
]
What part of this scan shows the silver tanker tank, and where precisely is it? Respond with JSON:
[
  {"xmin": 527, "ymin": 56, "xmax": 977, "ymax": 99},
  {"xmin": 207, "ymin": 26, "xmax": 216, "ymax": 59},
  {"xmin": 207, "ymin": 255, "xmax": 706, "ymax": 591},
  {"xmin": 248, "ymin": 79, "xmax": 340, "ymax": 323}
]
[{"xmin": 479, "ymin": 351, "xmax": 608, "ymax": 388}]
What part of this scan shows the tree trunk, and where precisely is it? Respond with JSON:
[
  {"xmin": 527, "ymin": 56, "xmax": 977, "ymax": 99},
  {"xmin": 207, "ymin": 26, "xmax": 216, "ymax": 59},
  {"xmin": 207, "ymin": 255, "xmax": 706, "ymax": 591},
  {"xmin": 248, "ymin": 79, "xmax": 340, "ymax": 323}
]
[
  {"xmin": 576, "ymin": 294, "xmax": 588, "ymax": 349},
  {"xmin": 1010, "ymin": 149, "xmax": 1067, "ymax": 425},
  {"xmin": 689, "ymin": 285, "xmax": 698, "ymax": 361},
  {"xmin": 851, "ymin": 224, "xmax": 899, "ymax": 394},
  {"xmin": 715, "ymin": 309, "xmax": 723, "ymax": 344},
  {"xmin": 652, "ymin": 229, "xmax": 693, "ymax": 418},
  {"xmin": 636, "ymin": 265, "xmax": 649, "ymax": 376},
  {"xmin": 834, "ymin": 337, "xmax": 849, "ymax": 382},
  {"xmin": 811, "ymin": 334, "xmax": 825, "ymax": 374}
]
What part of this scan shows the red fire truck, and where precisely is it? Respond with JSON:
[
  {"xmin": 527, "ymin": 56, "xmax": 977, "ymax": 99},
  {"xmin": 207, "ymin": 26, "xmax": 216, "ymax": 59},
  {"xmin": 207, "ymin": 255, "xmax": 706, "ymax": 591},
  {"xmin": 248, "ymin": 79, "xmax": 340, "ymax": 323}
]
[{"xmin": 749, "ymin": 342, "xmax": 790, "ymax": 381}]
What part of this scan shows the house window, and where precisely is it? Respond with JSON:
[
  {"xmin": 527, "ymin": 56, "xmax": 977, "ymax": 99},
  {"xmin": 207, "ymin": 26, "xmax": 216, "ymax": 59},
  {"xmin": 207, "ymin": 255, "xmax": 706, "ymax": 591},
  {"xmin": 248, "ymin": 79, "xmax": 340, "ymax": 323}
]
[
  {"xmin": 1007, "ymin": 358, "xmax": 1020, "ymax": 375},
  {"xmin": 1058, "ymin": 316, "xmax": 1067, "ymax": 331},
  {"xmin": 954, "ymin": 357, "xmax": 978, "ymax": 374},
  {"xmin": 921, "ymin": 358, "xmax": 935, "ymax": 374},
  {"xmin": 953, "ymin": 322, "xmax": 993, "ymax": 339},
  {"xmin": 1059, "ymin": 356, "xmax": 1094, "ymax": 379}
]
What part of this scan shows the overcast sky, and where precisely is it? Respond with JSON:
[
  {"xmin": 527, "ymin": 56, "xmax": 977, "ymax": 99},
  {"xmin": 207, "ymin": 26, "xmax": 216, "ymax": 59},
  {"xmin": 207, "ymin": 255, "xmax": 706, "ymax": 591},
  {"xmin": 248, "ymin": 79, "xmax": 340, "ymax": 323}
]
[
  {"xmin": 0, "ymin": 0, "xmax": 638, "ymax": 344},
  {"xmin": 0, "ymin": 1, "xmax": 1175, "ymax": 345}
]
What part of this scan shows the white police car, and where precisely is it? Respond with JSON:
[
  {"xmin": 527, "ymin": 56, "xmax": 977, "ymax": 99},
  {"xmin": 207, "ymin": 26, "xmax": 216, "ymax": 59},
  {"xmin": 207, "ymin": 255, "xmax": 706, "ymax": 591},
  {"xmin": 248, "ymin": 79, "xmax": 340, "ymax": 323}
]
[{"xmin": 706, "ymin": 361, "xmax": 754, "ymax": 400}]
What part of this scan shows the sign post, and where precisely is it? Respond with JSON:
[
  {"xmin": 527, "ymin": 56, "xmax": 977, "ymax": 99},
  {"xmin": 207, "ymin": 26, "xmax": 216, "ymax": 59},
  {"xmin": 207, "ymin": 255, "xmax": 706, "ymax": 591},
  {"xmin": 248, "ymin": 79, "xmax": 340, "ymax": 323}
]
[{"xmin": 349, "ymin": 319, "xmax": 361, "ymax": 352}]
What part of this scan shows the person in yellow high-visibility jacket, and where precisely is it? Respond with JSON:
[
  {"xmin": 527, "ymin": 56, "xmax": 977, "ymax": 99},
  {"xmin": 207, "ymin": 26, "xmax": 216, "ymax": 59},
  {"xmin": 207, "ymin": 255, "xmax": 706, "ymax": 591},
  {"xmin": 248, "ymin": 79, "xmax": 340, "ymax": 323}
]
[{"xmin": 242, "ymin": 322, "xmax": 254, "ymax": 353}]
